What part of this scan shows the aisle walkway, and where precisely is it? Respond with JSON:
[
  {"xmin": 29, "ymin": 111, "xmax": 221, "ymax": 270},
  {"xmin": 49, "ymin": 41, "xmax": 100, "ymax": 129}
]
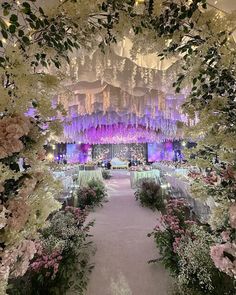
[{"xmin": 87, "ymin": 171, "xmax": 170, "ymax": 295}]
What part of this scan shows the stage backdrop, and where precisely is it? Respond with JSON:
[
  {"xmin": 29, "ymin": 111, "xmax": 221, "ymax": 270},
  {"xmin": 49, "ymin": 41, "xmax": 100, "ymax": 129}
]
[
  {"xmin": 147, "ymin": 140, "xmax": 187, "ymax": 162},
  {"xmin": 67, "ymin": 143, "xmax": 92, "ymax": 164},
  {"xmin": 92, "ymin": 144, "xmax": 147, "ymax": 162},
  {"xmin": 148, "ymin": 141, "xmax": 174, "ymax": 162}
]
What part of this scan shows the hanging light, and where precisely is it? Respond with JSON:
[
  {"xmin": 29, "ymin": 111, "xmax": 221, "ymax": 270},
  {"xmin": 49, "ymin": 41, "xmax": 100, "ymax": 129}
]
[
  {"xmin": 47, "ymin": 153, "xmax": 54, "ymax": 161},
  {"xmin": 135, "ymin": 0, "xmax": 145, "ymax": 4}
]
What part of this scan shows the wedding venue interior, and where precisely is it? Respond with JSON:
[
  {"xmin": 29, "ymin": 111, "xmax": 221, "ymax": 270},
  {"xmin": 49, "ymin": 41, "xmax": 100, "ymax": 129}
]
[{"xmin": 0, "ymin": 1, "xmax": 236, "ymax": 295}]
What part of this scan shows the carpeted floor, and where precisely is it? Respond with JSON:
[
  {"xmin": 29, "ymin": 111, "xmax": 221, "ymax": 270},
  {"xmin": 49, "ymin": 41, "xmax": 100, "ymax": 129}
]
[{"xmin": 86, "ymin": 170, "xmax": 170, "ymax": 295}]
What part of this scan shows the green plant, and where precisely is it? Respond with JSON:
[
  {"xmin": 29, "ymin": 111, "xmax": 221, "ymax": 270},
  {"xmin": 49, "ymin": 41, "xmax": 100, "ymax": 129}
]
[
  {"xmin": 75, "ymin": 187, "xmax": 98, "ymax": 209},
  {"xmin": 135, "ymin": 179, "xmax": 165, "ymax": 211},
  {"xmin": 149, "ymin": 198, "xmax": 236, "ymax": 294},
  {"xmin": 8, "ymin": 206, "xmax": 95, "ymax": 295},
  {"xmin": 148, "ymin": 198, "xmax": 194, "ymax": 274},
  {"xmin": 87, "ymin": 179, "xmax": 107, "ymax": 205},
  {"xmin": 102, "ymin": 169, "xmax": 112, "ymax": 180},
  {"xmin": 75, "ymin": 179, "xmax": 107, "ymax": 209},
  {"xmin": 175, "ymin": 225, "xmax": 235, "ymax": 295}
]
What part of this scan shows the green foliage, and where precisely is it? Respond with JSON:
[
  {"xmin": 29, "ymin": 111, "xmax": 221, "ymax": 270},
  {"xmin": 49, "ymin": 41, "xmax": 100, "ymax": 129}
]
[
  {"xmin": 175, "ymin": 226, "xmax": 236, "ymax": 295},
  {"xmin": 135, "ymin": 179, "xmax": 165, "ymax": 211},
  {"xmin": 0, "ymin": 1, "xmax": 74, "ymax": 68},
  {"xmin": 102, "ymin": 169, "xmax": 112, "ymax": 179},
  {"xmin": 8, "ymin": 207, "xmax": 95, "ymax": 295},
  {"xmin": 75, "ymin": 179, "xmax": 107, "ymax": 209},
  {"xmin": 149, "ymin": 199, "xmax": 236, "ymax": 294},
  {"xmin": 148, "ymin": 199, "xmax": 193, "ymax": 274},
  {"xmin": 87, "ymin": 178, "xmax": 107, "ymax": 205},
  {"xmin": 130, "ymin": 0, "xmax": 236, "ymax": 170},
  {"xmin": 148, "ymin": 227, "xmax": 179, "ymax": 274}
]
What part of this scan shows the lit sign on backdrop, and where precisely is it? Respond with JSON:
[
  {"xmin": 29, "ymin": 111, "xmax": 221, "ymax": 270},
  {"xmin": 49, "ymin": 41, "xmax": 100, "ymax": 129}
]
[
  {"xmin": 148, "ymin": 142, "xmax": 174, "ymax": 162},
  {"xmin": 67, "ymin": 144, "xmax": 92, "ymax": 164}
]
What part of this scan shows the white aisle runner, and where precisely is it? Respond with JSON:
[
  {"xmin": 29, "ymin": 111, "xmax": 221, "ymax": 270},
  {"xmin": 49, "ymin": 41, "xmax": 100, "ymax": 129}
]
[{"xmin": 86, "ymin": 170, "xmax": 170, "ymax": 295}]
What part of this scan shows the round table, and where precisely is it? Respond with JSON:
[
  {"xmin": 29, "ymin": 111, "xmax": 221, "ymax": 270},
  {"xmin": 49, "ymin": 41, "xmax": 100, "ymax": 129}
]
[
  {"xmin": 77, "ymin": 169, "xmax": 103, "ymax": 187},
  {"xmin": 130, "ymin": 170, "xmax": 160, "ymax": 189}
]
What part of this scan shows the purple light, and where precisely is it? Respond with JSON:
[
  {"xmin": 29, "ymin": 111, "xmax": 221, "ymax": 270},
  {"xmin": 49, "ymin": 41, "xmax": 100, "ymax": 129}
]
[{"xmin": 62, "ymin": 123, "xmax": 181, "ymax": 144}]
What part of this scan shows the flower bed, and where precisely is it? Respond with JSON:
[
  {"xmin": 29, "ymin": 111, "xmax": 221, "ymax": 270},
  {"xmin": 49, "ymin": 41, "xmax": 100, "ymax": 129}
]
[
  {"xmin": 75, "ymin": 179, "xmax": 107, "ymax": 209},
  {"xmin": 8, "ymin": 206, "xmax": 94, "ymax": 295},
  {"xmin": 102, "ymin": 170, "xmax": 112, "ymax": 180},
  {"xmin": 135, "ymin": 179, "xmax": 165, "ymax": 211},
  {"xmin": 149, "ymin": 198, "xmax": 235, "ymax": 294}
]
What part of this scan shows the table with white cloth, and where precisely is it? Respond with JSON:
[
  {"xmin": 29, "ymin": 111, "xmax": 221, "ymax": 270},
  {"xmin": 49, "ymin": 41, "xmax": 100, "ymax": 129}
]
[
  {"xmin": 165, "ymin": 174, "xmax": 210, "ymax": 222},
  {"xmin": 77, "ymin": 169, "xmax": 103, "ymax": 187},
  {"xmin": 130, "ymin": 169, "xmax": 160, "ymax": 189},
  {"xmin": 52, "ymin": 171, "xmax": 74, "ymax": 192},
  {"xmin": 152, "ymin": 163, "xmax": 190, "ymax": 176}
]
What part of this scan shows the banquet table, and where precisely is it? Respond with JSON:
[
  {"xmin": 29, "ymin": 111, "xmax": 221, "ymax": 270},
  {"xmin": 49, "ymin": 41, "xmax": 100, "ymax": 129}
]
[
  {"xmin": 165, "ymin": 174, "xmax": 210, "ymax": 222},
  {"xmin": 130, "ymin": 170, "xmax": 160, "ymax": 189},
  {"xmin": 152, "ymin": 163, "xmax": 190, "ymax": 176},
  {"xmin": 52, "ymin": 171, "xmax": 74, "ymax": 192},
  {"xmin": 77, "ymin": 169, "xmax": 103, "ymax": 187}
]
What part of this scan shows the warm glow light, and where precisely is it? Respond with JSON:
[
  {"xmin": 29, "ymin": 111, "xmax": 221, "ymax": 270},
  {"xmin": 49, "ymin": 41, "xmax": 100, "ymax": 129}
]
[
  {"xmin": 47, "ymin": 153, "xmax": 54, "ymax": 161},
  {"xmin": 135, "ymin": 0, "xmax": 145, "ymax": 5},
  {"xmin": 182, "ymin": 141, "xmax": 186, "ymax": 147}
]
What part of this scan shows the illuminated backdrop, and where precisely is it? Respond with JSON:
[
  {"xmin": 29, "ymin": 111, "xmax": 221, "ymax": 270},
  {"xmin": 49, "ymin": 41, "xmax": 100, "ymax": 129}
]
[{"xmin": 147, "ymin": 142, "xmax": 174, "ymax": 162}]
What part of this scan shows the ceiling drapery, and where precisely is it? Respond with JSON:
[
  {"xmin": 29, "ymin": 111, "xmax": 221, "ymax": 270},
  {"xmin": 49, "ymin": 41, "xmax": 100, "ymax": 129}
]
[
  {"xmin": 57, "ymin": 80, "xmax": 192, "ymax": 143},
  {"xmin": 56, "ymin": 34, "xmax": 192, "ymax": 144},
  {"xmin": 66, "ymin": 47, "xmax": 184, "ymax": 96},
  {"xmin": 59, "ymin": 82, "xmax": 186, "ymax": 118},
  {"xmin": 53, "ymin": 0, "xmax": 236, "ymax": 145}
]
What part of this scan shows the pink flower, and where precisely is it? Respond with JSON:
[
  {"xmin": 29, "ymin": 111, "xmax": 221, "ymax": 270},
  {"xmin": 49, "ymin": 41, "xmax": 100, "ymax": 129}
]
[
  {"xmin": 36, "ymin": 149, "xmax": 46, "ymax": 161},
  {"xmin": 6, "ymin": 124, "xmax": 25, "ymax": 139},
  {"xmin": 18, "ymin": 177, "xmax": 37, "ymax": 199},
  {"xmin": 0, "ymin": 114, "xmax": 31, "ymax": 159},
  {"xmin": 1, "ymin": 240, "xmax": 36, "ymax": 278},
  {"xmin": 0, "ymin": 146, "xmax": 8, "ymax": 159},
  {"xmin": 221, "ymin": 231, "xmax": 230, "ymax": 242},
  {"xmin": 210, "ymin": 243, "xmax": 236, "ymax": 277},
  {"xmin": 7, "ymin": 198, "xmax": 30, "ymax": 231}
]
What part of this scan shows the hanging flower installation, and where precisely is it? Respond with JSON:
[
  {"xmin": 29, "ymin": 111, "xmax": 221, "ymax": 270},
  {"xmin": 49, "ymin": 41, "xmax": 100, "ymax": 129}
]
[
  {"xmin": 63, "ymin": 123, "xmax": 181, "ymax": 144},
  {"xmin": 77, "ymin": 125, "xmax": 161, "ymax": 144}
]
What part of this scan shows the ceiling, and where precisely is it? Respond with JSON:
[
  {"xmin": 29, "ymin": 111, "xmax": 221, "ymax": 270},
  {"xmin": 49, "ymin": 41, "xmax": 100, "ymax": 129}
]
[{"xmin": 56, "ymin": 0, "xmax": 235, "ymax": 144}]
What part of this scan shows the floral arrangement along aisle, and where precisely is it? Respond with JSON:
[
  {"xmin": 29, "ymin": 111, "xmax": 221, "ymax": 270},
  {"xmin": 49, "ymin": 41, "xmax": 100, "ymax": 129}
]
[
  {"xmin": 74, "ymin": 179, "xmax": 107, "ymax": 209},
  {"xmin": 149, "ymin": 199, "xmax": 235, "ymax": 294},
  {"xmin": 8, "ymin": 206, "xmax": 94, "ymax": 295},
  {"xmin": 135, "ymin": 179, "xmax": 165, "ymax": 211}
]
